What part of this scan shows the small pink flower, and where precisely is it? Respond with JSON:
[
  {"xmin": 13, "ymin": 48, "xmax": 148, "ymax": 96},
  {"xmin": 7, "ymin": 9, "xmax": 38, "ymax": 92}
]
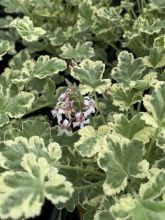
[
  {"xmin": 51, "ymin": 107, "xmax": 64, "ymax": 124},
  {"xmin": 83, "ymin": 96, "xmax": 96, "ymax": 115},
  {"xmin": 58, "ymin": 119, "xmax": 73, "ymax": 136},
  {"xmin": 64, "ymin": 100, "xmax": 74, "ymax": 119},
  {"xmin": 73, "ymin": 112, "xmax": 90, "ymax": 128},
  {"xmin": 58, "ymin": 92, "xmax": 69, "ymax": 102}
]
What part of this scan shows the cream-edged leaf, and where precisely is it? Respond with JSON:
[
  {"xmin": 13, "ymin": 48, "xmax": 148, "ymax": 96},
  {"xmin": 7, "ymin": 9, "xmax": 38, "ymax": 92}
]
[
  {"xmin": 140, "ymin": 171, "xmax": 165, "ymax": 200},
  {"xmin": 0, "ymin": 136, "xmax": 62, "ymax": 170},
  {"xmin": 22, "ymin": 55, "xmax": 67, "ymax": 80},
  {"xmin": 141, "ymin": 84, "xmax": 165, "ymax": 128},
  {"xmin": 111, "ymin": 51, "xmax": 145, "ymax": 86},
  {"xmin": 98, "ymin": 138, "xmax": 148, "ymax": 196},
  {"xmin": 60, "ymin": 41, "xmax": 95, "ymax": 62},
  {"xmin": 0, "ymin": 40, "xmax": 10, "ymax": 60},
  {"xmin": 109, "ymin": 83, "xmax": 142, "ymax": 111},
  {"xmin": 156, "ymin": 129, "xmax": 165, "ymax": 150},
  {"xmin": 0, "ymin": 84, "xmax": 34, "ymax": 127},
  {"xmin": 11, "ymin": 16, "xmax": 46, "ymax": 42},
  {"xmin": 111, "ymin": 113, "xmax": 153, "ymax": 143},
  {"xmin": 74, "ymin": 125, "xmax": 110, "ymax": 158},
  {"xmin": 71, "ymin": 59, "xmax": 111, "ymax": 93}
]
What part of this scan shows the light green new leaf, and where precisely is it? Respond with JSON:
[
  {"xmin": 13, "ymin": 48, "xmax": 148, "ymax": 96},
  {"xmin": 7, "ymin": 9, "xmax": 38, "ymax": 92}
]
[
  {"xmin": 140, "ymin": 171, "xmax": 165, "ymax": 200},
  {"xmin": 98, "ymin": 138, "xmax": 148, "ymax": 195},
  {"xmin": 74, "ymin": 125, "xmax": 110, "ymax": 158},
  {"xmin": 60, "ymin": 41, "xmax": 95, "ymax": 62},
  {"xmin": 0, "ymin": 84, "xmax": 34, "ymax": 127},
  {"xmin": 154, "ymin": 35, "xmax": 165, "ymax": 48},
  {"xmin": 143, "ymin": 48, "xmax": 165, "ymax": 68},
  {"xmin": 111, "ymin": 51, "xmax": 145, "ymax": 85},
  {"xmin": 141, "ymin": 84, "xmax": 165, "ymax": 128},
  {"xmin": 109, "ymin": 83, "xmax": 142, "ymax": 111},
  {"xmin": 0, "ymin": 136, "xmax": 62, "ymax": 170},
  {"xmin": 10, "ymin": 16, "xmax": 46, "ymax": 42},
  {"xmin": 111, "ymin": 195, "xmax": 165, "ymax": 220},
  {"xmin": 0, "ymin": 40, "xmax": 10, "ymax": 60},
  {"xmin": 22, "ymin": 55, "xmax": 67, "ymax": 79},
  {"xmin": 71, "ymin": 59, "xmax": 111, "ymax": 93},
  {"xmin": 111, "ymin": 113, "xmax": 153, "ymax": 143}
]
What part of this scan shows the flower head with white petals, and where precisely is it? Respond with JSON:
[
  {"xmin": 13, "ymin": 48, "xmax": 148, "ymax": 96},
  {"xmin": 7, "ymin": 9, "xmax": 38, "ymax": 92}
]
[
  {"xmin": 51, "ymin": 83, "xmax": 96, "ymax": 136},
  {"xmin": 73, "ymin": 112, "xmax": 90, "ymax": 128}
]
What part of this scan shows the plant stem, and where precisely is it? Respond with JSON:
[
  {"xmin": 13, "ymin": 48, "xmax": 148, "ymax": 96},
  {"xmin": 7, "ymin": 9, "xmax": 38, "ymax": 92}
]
[
  {"xmin": 55, "ymin": 164, "xmax": 105, "ymax": 177},
  {"xmin": 137, "ymin": 0, "xmax": 141, "ymax": 13},
  {"xmin": 145, "ymin": 128, "xmax": 159, "ymax": 161},
  {"xmin": 93, "ymin": 90, "xmax": 106, "ymax": 124},
  {"xmin": 141, "ymin": 0, "xmax": 144, "ymax": 13},
  {"xmin": 74, "ymin": 181, "xmax": 103, "ymax": 191}
]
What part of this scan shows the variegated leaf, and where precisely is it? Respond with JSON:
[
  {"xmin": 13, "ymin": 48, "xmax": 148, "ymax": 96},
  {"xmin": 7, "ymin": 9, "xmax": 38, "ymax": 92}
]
[
  {"xmin": 0, "ymin": 153, "xmax": 73, "ymax": 219},
  {"xmin": 111, "ymin": 51, "xmax": 145, "ymax": 86},
  {"xmin": 22, "ymin": 55, "xmax": 67, "ymax": 79},
  {"xmin": 0, "ymin": 136, "xmax": 62, "ymax": 170},
  {"xmin": 71, "ymin": 59, "xmax": 111, "ymax": 93},
  {"xmin": 0, "ymin": 40, "xmax": 10, "ymax": 60},
  {"xmin": 0, "ymin": 84, "xmax": 34, "ymax": 127},
  {"xmin": 98, "ymin": 138, "xmax": 148, "ymax": 195},
  {"xmin": 11, "ymin": 16, "xmax": 46, "ymax": 42},
  {"xmin": 141, "ymin": 83, "xmax": 165, "ymax": 128},
  {"xmin": 60, "ymin": 41, "xmax": 95, "ymax": 62}
]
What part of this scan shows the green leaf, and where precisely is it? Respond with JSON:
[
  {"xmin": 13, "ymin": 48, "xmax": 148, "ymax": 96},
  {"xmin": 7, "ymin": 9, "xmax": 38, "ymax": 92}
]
[
  {"xmin": 22, "ymin": 55, "xmax": 67, "ymax": 79},
  {"xmin": 21, "ymin": 116, "xmax": 51, "ymax": 145},
  {"xmin": 111, "ymin": 113, "xmax": 153, "ymax": 143},
  {"xmin": 60, "ymin": 41, "xmax": 95, "ymax": 62},
  {"xmin": 140, "ymin": 171, "xmax": 165, "ymax": 200},
  {"xmin": 151, "ymin": 0, "xmax": 165, "ymax": 8},
  {"xmin": 143, "ymin": 48, "xmax": 165, "ymax": 68},
  {"xmin": 0, "ymin": 84, "xmax": 34, "ymax": 127},
  {"xmin": 0, "ymin": 0, "xmax": 22, "ymax": 13},
  {"xmin": 71, "ymin": 59, "xmax": 111, "ymax": 93},
  {"xmin": 109, "ymin": 83, "xmax": 142, "ymax": 111},
  {"xmin": 141, "ymin": 84, "xmax": 165, "ymax": 128},
  {"xmin": 10, "ymin": 16, "xmax": 46, "ymax": 42},
  {"xmin": 0, "ymin": 153, "xmax": 73, "ymax": 219},
  {"xmin": 0, "ymin": 136, "xmax": 62, "ymax": 170},
  {"xmin": 111, "ymin": 51, "xmax": 145, "ymax": 85},
  {"xmin": 0, "ymin": 40, "xmax": 10, "ymax": 60},
  {"xmin": 98, "ymin": 138, "xmax": 148, "ymax": 195}
]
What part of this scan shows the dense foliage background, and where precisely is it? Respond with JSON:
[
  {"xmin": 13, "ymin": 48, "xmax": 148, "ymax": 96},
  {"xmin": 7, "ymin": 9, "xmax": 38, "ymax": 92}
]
[{"xmin": 0, "ymin": 0, "xmax": 165, "ymax": 220}]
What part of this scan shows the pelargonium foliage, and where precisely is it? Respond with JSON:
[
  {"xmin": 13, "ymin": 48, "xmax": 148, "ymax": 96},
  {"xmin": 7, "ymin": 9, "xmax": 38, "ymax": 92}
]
[{"xmin": 0, "ymin": 0, "xmax": 165, "ymax": 220}]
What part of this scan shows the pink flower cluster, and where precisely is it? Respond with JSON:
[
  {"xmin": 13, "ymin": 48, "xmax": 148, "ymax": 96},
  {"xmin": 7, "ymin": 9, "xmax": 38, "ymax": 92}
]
[{"xmin": 51, "ymin": 87, "xmax": 96, "ymax": 136}]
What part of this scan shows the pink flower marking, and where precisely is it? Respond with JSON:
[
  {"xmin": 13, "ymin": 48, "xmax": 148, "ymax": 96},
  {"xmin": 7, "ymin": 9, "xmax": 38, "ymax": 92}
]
[{"xmin": 73, "ymin": 112, "xmax": 90, "ymax": 128}]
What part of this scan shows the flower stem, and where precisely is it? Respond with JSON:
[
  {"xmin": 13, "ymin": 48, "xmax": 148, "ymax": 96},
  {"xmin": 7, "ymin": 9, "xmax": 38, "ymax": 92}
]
[
  {"xmin": 55, "ymin": 164, "xmax": 105, "ymax": 177},
  {"xmin": 74, "ymin": 181, "xmax": 103, "ymax": 191},
  {"xmin": 93, "ymin": 90, "xmax": 106, "ymax": 124},
  {"xmin": 145, "ymin": 128, "xmax": 159, "ymax": 161}
]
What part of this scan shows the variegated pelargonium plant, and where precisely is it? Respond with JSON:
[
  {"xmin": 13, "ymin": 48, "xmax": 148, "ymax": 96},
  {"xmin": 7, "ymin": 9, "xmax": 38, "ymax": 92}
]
[{"xmin": 0, "ymin": 0, "xmax": 165, "ymax": 220}]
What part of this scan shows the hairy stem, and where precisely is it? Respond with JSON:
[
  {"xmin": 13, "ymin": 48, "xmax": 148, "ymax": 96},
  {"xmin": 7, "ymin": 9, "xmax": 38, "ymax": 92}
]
[
  {"xmin": 93, "ymin": 90, "xmax": 106, "ymax": 124},
  {"xmin": 55, "ymin": 164, "xmax": 105, "ymax": 177}
]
